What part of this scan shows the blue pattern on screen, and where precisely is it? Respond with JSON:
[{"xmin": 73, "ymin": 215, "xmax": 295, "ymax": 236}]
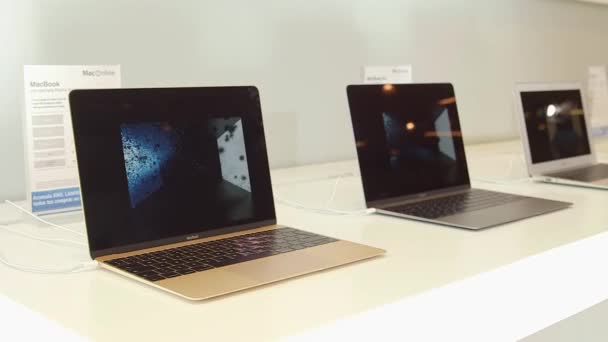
[{"xmin": 121, "ymin": 123, "xmax": 178, "ymax": 208}]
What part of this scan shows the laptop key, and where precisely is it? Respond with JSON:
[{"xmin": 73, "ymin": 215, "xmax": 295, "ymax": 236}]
[
  {"xmin": 204, "ymin": 257, "xmax": 236, "ymax": 268},
  {"xmin": 178, "ymin": 269, "xmax": 196, "ymax": 275},
  {"xmin": 191, "ymin": 264, "xmax": 214, "ymax": 272},
  {"xmin": 158, "ymin": 272, "xmax": 181, "ymax": 278},
  {"xmin": 139, "ymin": 271, "xmax": 165, "ymax": 281},
  {"xmin": 171, "ymin": 265, "xmax": 191, "ymax": 272}
]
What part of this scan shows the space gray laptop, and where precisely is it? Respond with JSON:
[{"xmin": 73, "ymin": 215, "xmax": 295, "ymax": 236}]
[
  {"xmin": 347, "ymin": 83, "xmax": 571, "ymax": 230},
  {"xmin": 515, "ymin": 82, "xmax": 608, "ymax": 189}
]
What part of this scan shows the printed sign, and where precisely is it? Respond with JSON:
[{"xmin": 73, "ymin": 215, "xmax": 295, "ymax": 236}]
[
  {"xmin": 363, "ymin": 65, "xmax": 412, "ymax": 84},
  {"xmin": 588, "ymin": 65, "xmax": 608, "ymax": 136},
  {"xmin": 23, "ymin": 65, "xmax": 121, "ymax": 214}
]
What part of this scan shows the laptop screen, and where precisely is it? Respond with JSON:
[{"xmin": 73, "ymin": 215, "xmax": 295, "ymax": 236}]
[
  {"xmin": 347, "ymin": 83, "xmax": 470, "ymax": 204},
  {"xmin": 519, "ymin": 89, "xmax": 591, "ymax": 164},
  {"xmin": 70, "ymin": 87, "xmax": 276, "ymax": 257}
]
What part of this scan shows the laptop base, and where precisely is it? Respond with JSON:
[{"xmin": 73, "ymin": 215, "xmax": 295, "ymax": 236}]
[
  {"xmin": 376, "ymin": 190, "xmax": 571, "ymax": 230},
  {"xmin": 98, "ymin": 226, "xmax": 385, "ymax": 301},
  {"xmin": 534, "ymin": 176, "xmax": 608, "ymax": 191}
]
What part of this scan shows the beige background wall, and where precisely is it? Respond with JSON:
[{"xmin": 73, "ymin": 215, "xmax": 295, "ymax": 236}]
[{"xmin": 2, "ymin": 0, "xmax": 608, "ymax": 200}]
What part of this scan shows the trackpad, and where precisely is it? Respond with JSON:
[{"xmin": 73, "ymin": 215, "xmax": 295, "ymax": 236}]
[
  {"xmin": 442, "ymin": 198, "xmax": 569, "ymax": 229},
  {"xmin": 229, "ymin": 250, "xmax": 328, "ymax": 282}
]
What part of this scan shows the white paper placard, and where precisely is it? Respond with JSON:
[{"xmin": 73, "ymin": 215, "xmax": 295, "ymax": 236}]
[
  {"xmin": 23, "ymin": 65, "xmax": 121, "ymax": 214},
  {"xmin": 363, "ymin": 65, "xmax": 412, "ymax": 84},
  {"xmin": 588, "ymin": 65, "xmax": 608, "ymax": 137}
]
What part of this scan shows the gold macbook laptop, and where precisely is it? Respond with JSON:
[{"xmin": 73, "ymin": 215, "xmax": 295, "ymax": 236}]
[{"xmin": 69, "ymin": 86, "xmax": 384, "ymax": 301}]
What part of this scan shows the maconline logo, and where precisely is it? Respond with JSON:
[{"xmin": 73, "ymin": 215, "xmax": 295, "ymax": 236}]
[{"xmin": 82, "ymin": 69, "xmax": 116, "ymax": 77}]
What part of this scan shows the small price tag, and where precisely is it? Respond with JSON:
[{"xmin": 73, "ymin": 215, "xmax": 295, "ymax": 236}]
[{"xmin": 363, "ymin": 65, "xmax": 412, "ymax": 84}]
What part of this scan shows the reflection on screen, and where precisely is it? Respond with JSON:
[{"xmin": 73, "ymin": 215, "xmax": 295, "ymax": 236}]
[
  {"xmin": 348, "ymin": 84, "xmax": 470, "ymax": 202},
  {"xmin": 119, "ymin": 118, "xmax": 254, "ymax": 238},
  {"xmin": 521, "ymin": 90, "xmax": 591, "ymax": 164}
]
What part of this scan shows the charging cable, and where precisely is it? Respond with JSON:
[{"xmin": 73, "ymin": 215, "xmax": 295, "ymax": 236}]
[
  {"xmin": 0, "ymin": 253, "xmax": 97, "ymax": 274},
  {"xmin": 0, "ymin": 226, "xmax": 95, "ymax": 274},
  {"xmin": 0, "ymin": 224, "xmax": 86, "ymax": 246},
  {"xmin": 4, "ymin": 200, "xmax": 86, "ymax": 238},
  {"xmin": 324, "ymin": 175, "xmax": 343, "ymax": 209},
  {"xmin": 274, "ymin": 174, "xmax": 374, "ymax": 216},
  {"xmin": 275, "ymin": 195, "xmax": 374, "ymax": 216},
  {"xmin": 0, "ymin": 201, "xmax": 94, "ymax": 274}
]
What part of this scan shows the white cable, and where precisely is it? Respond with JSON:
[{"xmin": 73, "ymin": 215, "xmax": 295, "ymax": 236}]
[
  {"xmin": 274, "ymin": 172, "xmax": 373, "ymax": 216},
  {"xmin": 0, "ymin": 202, "xmax": 93, "ymax": 273},
  {"xmin": 324, "ymin": 175, "xmax": 343, "ymax": 209},
  {"xmin": 273, "ymin": 172, "xmax": 356, "ymax": 187},
  {"xmin": 0, "ymin": 253, "xmax": 98, "ymax": 274},
  {"xmin": 0, "ymin": 225, "xmax": 87, "ymax": 247},
  {"xmin": 275, "ymin": 195, "xmax": 373, "ymax": 216},
  {"xmin": 4, "ymin": 200, "xmax": 86, "ymax": 238},
  {"xmin": 472, "ymin": 177, "xmax": 532, "ymax": 186}
]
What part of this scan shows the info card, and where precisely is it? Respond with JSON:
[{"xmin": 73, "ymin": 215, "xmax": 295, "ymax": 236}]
[{"xmin": 23, "ymin": 65, "xmax": 121, "ymax": 214}]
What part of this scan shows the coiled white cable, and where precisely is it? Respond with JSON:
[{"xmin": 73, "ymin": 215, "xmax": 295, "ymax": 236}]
[
  {"xmin": 324, "ymin": 175, "xmax": 343, "ymax": 209},
  {"xmin": 4, "ymin": 200, "xmax": 86, "ymax": 237},
  {"xmin": 0, "ymin": 254, "xmax": 97, "ymax": 274},
  {"xmin": 0, "ymin": 201, "xmax": 94, "ymax": 273},
  {"xmin": 274, "ymin": 195, "xmax": 374, "ymax": 216},
  {"xmin": 274, "ymin": 174, "xmax": 373, "ymax": 216},
  {"xmin": 0, "ymin": 224, "xmax": 86, "ymax": 246},
  {"xmin": 0, "ymin": 228, "xmax": 94, "ymax": 274}
]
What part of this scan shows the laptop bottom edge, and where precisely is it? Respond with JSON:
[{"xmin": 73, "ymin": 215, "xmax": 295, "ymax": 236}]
[
  {"xmin": 376, "ymin": 197, "xmax": 571, "ymax": 230},
  {"xmin": 534, "ymin": 176, "xmax": 608, "ymax": 190},
  {"xmin": 101, "ymin": 240, "xmax": 385, "ymax": 301}
]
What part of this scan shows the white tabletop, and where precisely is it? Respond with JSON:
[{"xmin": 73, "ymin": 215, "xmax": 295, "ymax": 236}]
[
  {"xmin": 0, "ymin": 138, "xmax": 607, "ymax": 341},
  {"xmin": 290, "ymin": 230, "xmax": 608, "ymax": 341},
  {"xmin": 0, "ymin": 294, "xmax": 83, "ymax": 341}
]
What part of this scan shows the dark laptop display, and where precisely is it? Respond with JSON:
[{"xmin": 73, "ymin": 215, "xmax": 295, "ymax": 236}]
[
  {"xmin": 347, "ymin": 83, "xmax": 470, "ymax": 203},
  {"xmin": 70, "ymin": 87, "xmax": 275, "ymax": 257},
  {"xmin": 520, "ymin": 90, "xmax": 591, "ymax": 164}
]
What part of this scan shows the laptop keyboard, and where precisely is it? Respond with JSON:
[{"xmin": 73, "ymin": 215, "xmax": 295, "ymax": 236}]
[
  {"xmin": 105, "ymin": 228, "xmax": 337, "ymax": 282},
  {"xmin": 387, "ymin": 189, "xmax": 526, "ymax": 220},
  {"xmin": 549, "ymin": 164, "xmax": 608, "ymax": 182}
]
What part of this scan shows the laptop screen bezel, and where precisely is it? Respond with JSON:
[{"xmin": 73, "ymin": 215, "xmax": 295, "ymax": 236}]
[
  {"xmin": 70, "ymin": 87, "xmax": 277, "ymax": 259},
  {"xmin": 346, "ymin": 83, "xmax": 472, "ymax": 208},
  {"xmin": 514, "ymin": 82, "xmax": 597, "ymax": 177}
]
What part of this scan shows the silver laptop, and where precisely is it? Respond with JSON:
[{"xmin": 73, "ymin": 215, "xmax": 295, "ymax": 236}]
[
  {"xmin": 346, "ymin": 83, "xmax": 571, "ymax": 230},
  {"xmin": 514, "ymin": 82, "xmax": 608, "ymax": 190}
]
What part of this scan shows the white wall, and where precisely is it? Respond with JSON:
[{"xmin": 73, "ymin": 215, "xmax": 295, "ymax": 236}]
[{"xmin": 2, "ymin": 0, "xmax": 608, "ymax": 200}]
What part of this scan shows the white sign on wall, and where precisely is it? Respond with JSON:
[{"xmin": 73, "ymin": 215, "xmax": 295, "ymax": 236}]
[
  {"xmin": 23, "ymin": 65, "xmax": 121, "ymax": 214},
  {"xmin": 588, "ymin": 65, "xmax": 608, "ymax": 137},
  {"xmin": 363, "ymin": 65, "xmax": 412, "ymax": 84}
]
